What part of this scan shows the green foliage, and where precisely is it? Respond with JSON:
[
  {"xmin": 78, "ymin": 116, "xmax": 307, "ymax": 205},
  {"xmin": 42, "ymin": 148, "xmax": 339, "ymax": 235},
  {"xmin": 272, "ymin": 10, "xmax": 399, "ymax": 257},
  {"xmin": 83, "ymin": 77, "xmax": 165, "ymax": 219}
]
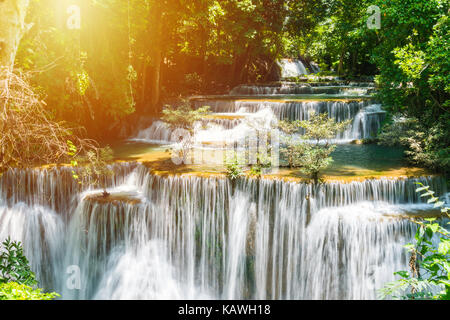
[
  {"xmin": 248, "ymin": 153, "xmax": 272, "ymax": 178},
  {"xmin": 297, "ymin": 143, "xmax": 336, "ymax": 182},
  {"xmin": 161, "ymin": 103, "xmax": 210, "ymax": 165},
  {"xmin": 379, "ymin": 184, "xmax": 450, "ymax": 300},
  {"xmin": 378, "ymin": 116, "xmax": 450, "ymax": 173},
  {"xmin": 76, "ymin": 146, "xmax": 115, "ymax": 192},
  {"xmin": 278, "ymin": 113, "xmax": 351, "ymax": 182},
  {"xmin": 75, "ymin": 69, "xmax": 90, "ymax": 97},
  {"xmin": 297, "ymin": 112, "xmax": 352, "ymax": 142},
  {"xmin": 393, "ymin": 44, "xmax": 426, "ymax": 81},
  {"xmin": 225, "ymin": 152, "xmax": 244, "ymax": 180},
  {"xmin": 67, "ymin": 140, "xmax": 80, "ymax": 181},
  {"xmin": 427, "ymin": 15, "xmax": 450, "ymax": 94},
  {"xmin": 15, "ymin": 0, "xmax": 137, "ymax": 136},
  {"xmin": 182, "ymin": 73, "xmax": 204, "ymax": 94},
  {"xmin": 0, "ymin": 238, "xmax": 59, "ymax": 300},
  {"xmin": 162, "ymin": 103, "xmax": 210, "ymax": 134},
  {"xmin": 371, "ymin": 0, "xmax": 449, "ymax": 174},
  {"xmin": 0, "ymin": 238, "xmax": 36, "ymax": 286},
  {"xmin": 284, "ymin": 0, "xmax": 375, "ymax": 76},
  {"xmin": 0, "ymin": 282, "xmax": 60, "ymax": 301},
  {"xmin": 278, "ymin": 120, "xmax": 303, "ymax": 168}
]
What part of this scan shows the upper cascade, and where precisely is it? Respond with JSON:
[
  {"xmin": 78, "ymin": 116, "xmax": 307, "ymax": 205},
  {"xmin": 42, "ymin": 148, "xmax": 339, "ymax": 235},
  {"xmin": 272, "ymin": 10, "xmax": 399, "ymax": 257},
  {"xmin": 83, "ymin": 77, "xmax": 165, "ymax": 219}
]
[
  {"xmin": 229, "ymin": 83, "xmax": 375, "ymax": 96},
  {"xmin": 278, "ymin": 59, "xmax": 311, "ymax": 78},
  {"xmin": 133, "ymin": 57, "xmax": 379, "ymax": 146}
]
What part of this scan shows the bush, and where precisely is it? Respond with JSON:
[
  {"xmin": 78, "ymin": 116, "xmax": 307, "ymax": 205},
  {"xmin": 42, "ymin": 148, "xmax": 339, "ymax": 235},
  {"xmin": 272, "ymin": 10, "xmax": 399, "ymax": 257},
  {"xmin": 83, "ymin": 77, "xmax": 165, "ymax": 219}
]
[
  {"xmin": 0, "ymin": 68, "xmax": 96, "ymax": 173},
  {"xmin": 161, "ymin": 102, "xmax": 210, "ymax": 164},
  {"xmin": 248, "ymin": 153, "xmax": 272, "ymax": 178},
  {"xmin": 75, "ymin": 146, "xmax": 115, "ymax": 195},
  {"xmin": 225, "ymin": 153, "xmax": 244, "ymax": 180},
  {"xmin": 278, "ymin": 112, "xmax": 351, "ymax": 182},
  {"xmin": 0, "ymin": 238, "xmax": 59, "ymax": 300},
  {"xmin": 379, "ymin": 184, "xmax": 450, "ymax": 300},
  {"xmin": 182, "ymin": 72, "xmax": 204, "ymax": 93},
  {"xmin": 378, "ymin": 116, "xmax": 450, "ymax": 173},
  {"xmin": 0, "ymin": 282, "xmax": 59, "ymax": 300},
  {"xmin": 0, "ymin": 238, "xmax": 36, "ymax": 286}
]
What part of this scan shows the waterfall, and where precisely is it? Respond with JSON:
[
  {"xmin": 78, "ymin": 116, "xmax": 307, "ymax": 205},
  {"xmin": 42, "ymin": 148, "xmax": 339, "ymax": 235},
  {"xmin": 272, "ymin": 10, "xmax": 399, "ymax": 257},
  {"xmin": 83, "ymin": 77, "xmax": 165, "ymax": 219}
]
[
  {"xmin": 133, "ymin": 121, "xmax": 174, "ymax": 144},
  {"xmin": 191, "ymin": 99, "xmax": 372, "ymax": 122},
  {"xmin": 229, "ymin": 84, "xmax": 374, "ymax": 96},
  {"xmin": 0, "ymin": 203, "xmax": 65, "ymax": 289},
  {"xmin": 190, "ymin": 99, "xmax": 384, "ymax": 142},
  {"xmin": 351, "ymin": 104, "xmax": 386, "ymax": 139},
  {"xmin": 278, "ymin": 59, "xmax": 309, "ymax": 78},
  {"xmin": 310, "ymin": 62, "xmax": 321, "ymax": 74},
  {"xmin": 134, "ymin": 76, "xmax": 381, "ymax": 145},
  {"xmin": 0, "ymin": 163, "xmax": 447, "ymax": 300}
]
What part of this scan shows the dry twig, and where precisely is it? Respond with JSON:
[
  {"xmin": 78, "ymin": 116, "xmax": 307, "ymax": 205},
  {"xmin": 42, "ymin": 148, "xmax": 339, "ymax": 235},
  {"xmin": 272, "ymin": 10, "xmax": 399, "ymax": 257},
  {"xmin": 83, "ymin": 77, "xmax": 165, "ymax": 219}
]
[{"xmin": 0, "ymin": 67, "xmax": 97, "ymax": 172}]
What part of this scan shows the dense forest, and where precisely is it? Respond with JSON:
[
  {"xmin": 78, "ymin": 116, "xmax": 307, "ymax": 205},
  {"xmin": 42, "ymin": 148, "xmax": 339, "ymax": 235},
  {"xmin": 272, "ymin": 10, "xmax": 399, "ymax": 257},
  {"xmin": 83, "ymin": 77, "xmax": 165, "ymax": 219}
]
[{"xmin": 1, "ymin": 0, "xmax": 448, "ymax": 173}]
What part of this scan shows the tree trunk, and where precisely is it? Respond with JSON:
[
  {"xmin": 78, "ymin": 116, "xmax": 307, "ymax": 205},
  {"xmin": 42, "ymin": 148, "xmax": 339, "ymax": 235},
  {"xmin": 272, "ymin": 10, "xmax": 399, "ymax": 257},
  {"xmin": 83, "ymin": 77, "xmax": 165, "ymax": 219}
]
[
  {"xmin": 0, "ymin": 0, "xmax": 30, "ymax": 69},
  {"xmin": 200, "ymin": 25, "xmax": 208, "ymax": 78},
  {"xmin": 147, "ymin": 2, "xmax": 163, "ymax": 115},
  {"xmin": 337, "ymin": 46, "xmax": 346, "ymax": 76}
]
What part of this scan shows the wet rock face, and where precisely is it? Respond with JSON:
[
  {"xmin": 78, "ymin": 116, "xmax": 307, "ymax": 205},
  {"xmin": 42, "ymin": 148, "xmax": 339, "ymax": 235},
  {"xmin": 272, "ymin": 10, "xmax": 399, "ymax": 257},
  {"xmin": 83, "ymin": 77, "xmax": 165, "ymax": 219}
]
[{"xmin": 84, "ymin": 192, "xmax": 142, "ymax": 206}]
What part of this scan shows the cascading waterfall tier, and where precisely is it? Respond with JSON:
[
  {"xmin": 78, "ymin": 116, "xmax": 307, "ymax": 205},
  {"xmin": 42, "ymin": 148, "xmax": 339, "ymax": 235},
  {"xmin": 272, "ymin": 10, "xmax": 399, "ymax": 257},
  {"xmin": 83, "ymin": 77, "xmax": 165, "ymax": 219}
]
[
  {"xmin": 230, "ymin": 84, "xmax": 374, "ymax": 96},
  {"xmin": 136, "ymin": 99, "xmax": 383, "ymax": 143},
  {"xmin": 191, "ymin": 99, "xmax": 372, "ymax": 121},
  {"xmin": 133, "ymin": 76, "xmax": 382, "ymax": 145},
  {"xmin": 0, "ymin": 163, "xmax": 447, "ymax": 300},
  {"xmin": 278, "ymin": 59, "xmax": 310, "ymax": 78}
]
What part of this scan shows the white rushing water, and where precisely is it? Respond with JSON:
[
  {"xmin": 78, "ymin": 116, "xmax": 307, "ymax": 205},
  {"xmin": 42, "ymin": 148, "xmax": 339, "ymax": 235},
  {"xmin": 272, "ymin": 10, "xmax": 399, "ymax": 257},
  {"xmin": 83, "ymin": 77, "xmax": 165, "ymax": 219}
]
[
  {"xmin": 278, "ymin": 59, "xmax": 309, "ymax": 78},
  {"xmin": 133, "ymin": 101, "xmax": 385, "ymax": 147},
  {"xmin": 229, "ymin": 84, "xmax": 373, "ymax": 96},
  {"xmin": 0, "ymin": 71, "xmax": 442, "ymax": 300},
  {"xmin": 133, "ymin": 79, "xmax": 381, "ymax": 147},
  {"xmin": 0, "ymin": 164, "xmax": 447, "ymax": 300}
]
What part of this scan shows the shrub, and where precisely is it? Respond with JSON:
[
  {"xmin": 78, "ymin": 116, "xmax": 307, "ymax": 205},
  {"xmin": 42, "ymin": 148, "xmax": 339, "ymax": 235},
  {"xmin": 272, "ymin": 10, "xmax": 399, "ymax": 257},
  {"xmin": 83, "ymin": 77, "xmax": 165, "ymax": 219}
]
[
  {"xmin": 379, "ymin": 184, "xmax": 450, "ymax": 300},
  {"xmin": 225, "ymin": 153, "xmax": 244, "ymax": 180},
  {"xmin": 0, "ymin": 282, "xmax": 59, "ymax": 300},
  {"xmin": 161, "ymin": 102, "xmax": 210, "ymax": 164},
  {"xmin": 75, "ymin": 146, "xmax": 115, "ymax": 195},
  {"xmin": 278, "ymin": 112, "xmax": 351, "ymax": 182},
  {"xmin": 378, "ymin": 116, "xmax": 450, "ymax": 173},
  {"xmin": 0, "ymin": 68, "xmax": 96, "ymax": 173},
  {"xmin": 0, "ymin": 238, "xmax": 59, "ymax": 300},
  {"xmin": 0, "ymin": 238, "xmax": 37, "ymax": 286}
]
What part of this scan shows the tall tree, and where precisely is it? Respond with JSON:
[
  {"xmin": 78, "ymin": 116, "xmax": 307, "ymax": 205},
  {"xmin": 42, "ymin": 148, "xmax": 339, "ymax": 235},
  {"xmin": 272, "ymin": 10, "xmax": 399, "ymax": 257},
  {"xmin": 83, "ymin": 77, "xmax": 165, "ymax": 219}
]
[{"xmin": 0, "ymin": 0, "xmax": 30, "ymax": 68}]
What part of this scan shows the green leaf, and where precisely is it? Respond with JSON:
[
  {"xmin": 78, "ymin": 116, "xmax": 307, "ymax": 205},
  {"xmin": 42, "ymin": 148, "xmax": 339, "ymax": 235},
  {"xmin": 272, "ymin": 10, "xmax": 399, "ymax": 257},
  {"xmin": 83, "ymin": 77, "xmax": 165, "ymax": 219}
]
[
  {"xmin": 434, "ymin": 201, "xmax": 445, "ymax": 208},
  {"xmin": 425, "ymin": 227, "xmax": 433, "ymax": 239},
  {"xmin": 420, "ymin": 191, "xmax": 435, "ymax": 197},
  {"xmin": 438, "ymin": 240, "xmax": 450, "ymax": 256},
  {"xmin": 394, "ymin": 271, "xmax": 410, "ymax": 279}
]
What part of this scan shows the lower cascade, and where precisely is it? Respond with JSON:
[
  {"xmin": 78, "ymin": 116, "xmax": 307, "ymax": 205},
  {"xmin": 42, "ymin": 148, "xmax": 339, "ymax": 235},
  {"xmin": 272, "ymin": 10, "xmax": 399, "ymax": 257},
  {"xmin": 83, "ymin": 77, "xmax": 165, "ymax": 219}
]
[{"xmin": 0, "ymin": 163, "xmax": 447, "ymax": 300}]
